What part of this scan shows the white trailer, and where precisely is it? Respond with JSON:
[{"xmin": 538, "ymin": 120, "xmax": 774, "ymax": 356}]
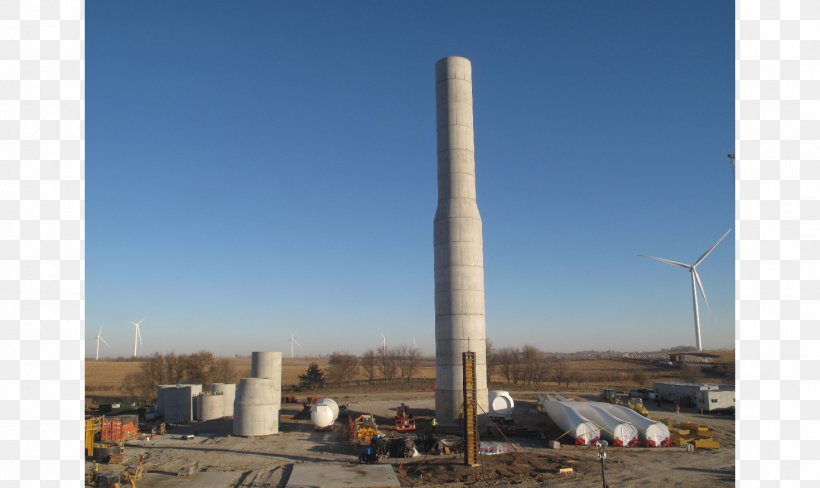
[{"xmin": 696, "ymin": 389, "xmax": 735, "ymax": 413}]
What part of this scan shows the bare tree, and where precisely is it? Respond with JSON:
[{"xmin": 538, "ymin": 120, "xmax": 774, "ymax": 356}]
[
  {"xmin": 486, "ymin": 340, "xmax": 496, "ymax": 383},
  {"xmin": 395, "ymin": 345, "xmax": 422, "ymax": 382},
  {"xmin": 520, "ymin": 345, "xmax": 543, "ymax": 385},
  {"xmin": 632, "ymin": 370, "xmax": 649, "ymax": 387},
  {"xmin": 495, "ymin": 347, "xmax": 520, "ymax": 384},
  {"xmin": 360, "ymin": 350, "xmax": 378, "ymax": 382},
  {"xmin": 378, "ymin": 346, "xmax": 398, "ymax": 380},
  {"xmin": 552, "ymin": 359, "xmax": 570, "ymax": 388},
  {"xmin": 326, "ymin": 352, "xmax": 359, "ymax": 386}
]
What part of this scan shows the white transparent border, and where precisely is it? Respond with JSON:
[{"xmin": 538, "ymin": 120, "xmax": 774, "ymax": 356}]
[
  {"xmin": 737, "ymin": 0, "xmax": 820, "ymax": 484},
  {"xmin": 0, "ymin": 0, "xmax": 84, "ymax": 485}
]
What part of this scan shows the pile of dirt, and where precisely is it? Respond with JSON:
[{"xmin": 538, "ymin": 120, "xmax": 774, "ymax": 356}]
[{"xmin": 395, "ymin": 452, "xmax": 594, "ymax": 487}]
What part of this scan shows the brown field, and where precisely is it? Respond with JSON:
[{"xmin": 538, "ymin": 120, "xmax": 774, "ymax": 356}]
[{"xmin": 85, "ymin": 349, "xmax": 733, "ymax": 405}]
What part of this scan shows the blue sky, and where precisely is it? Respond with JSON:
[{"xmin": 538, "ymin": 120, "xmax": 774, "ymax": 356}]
[{"xmin": 87, "ymin": 1, "xmax": 734, "ymax": 358}]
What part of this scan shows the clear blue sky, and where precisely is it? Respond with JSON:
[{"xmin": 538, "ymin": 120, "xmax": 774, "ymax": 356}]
[{"xmin": 87, "ymin": 1, "xmax": 734, "ymax": 358}]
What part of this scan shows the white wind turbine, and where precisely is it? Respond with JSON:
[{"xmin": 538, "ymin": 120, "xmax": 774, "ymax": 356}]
[
  {"xmin": 639, "ymin": 229, "xmax": 732, "ymax": 351},
  {"xmin": 93, "ymin": 326, "xmax": 110, "ymax": 361},
  {"xmin": 380, "ymin": 333, "xmax": 387, "ymax": 355},
  {"xmin": 129, "ymin": 319, "xmax": 144, "ymax": 358},
  {"xmin": 289, "ymin": 334, "xmax": 301, "ymax": 359}
]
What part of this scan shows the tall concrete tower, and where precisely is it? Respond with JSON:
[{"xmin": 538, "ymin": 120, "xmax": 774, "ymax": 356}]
[{"xmin": 434, "ymin": 56, "xmax": 488, "ymax": 422}]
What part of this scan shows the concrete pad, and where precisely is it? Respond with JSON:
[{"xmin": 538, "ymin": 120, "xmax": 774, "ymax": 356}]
[
  {"xmin": 139, "ymin": 471, "xmax": 237, "ymax": 487},
  {"xmin": 287, "ymin": 463, "xmax": 400, "ymax": 488}
]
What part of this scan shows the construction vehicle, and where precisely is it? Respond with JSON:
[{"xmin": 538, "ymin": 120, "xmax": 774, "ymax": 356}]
[
  {"xmin": 349, "ymin": 414, "xmax": 382, "ymax": 446},
  {"xmin": 120, "ymin": 456, "xmax": 145, "ymax": 484},
  {"xmin": 627, "ymin": 397, "xmax": 649, "ymax": 416},
  {"xmin": 600, "ymin": 389, "xmax": 617, "ymax": 403},
  {"xmin": 92, "ymin": 472, "xmax": 121, "ymax": 488},
  {"xmin": 394, "ymin": 404, "xmax": 416, "ymax": 432}
]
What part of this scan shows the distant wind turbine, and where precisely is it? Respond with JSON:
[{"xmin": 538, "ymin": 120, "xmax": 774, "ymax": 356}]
[
  {"xmin": 289, "ymin": 334, "xmax": 301, "ymax": 359},
  {"xmin": 380, "ymin": 333, "xmax": 387, "ymax": 355},
  {"xmin": 129, "ymin": 319, "xmax": 144, "ymax": 357},
  {"xmin": 639, "ymin": 229, "xmax": 732, "ymax": 351},
  {"xmin": 93, "ymin": 326, "xmax": 110, "ymax": 361}
]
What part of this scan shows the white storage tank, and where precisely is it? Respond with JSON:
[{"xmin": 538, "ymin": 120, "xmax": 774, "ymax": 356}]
[
  {"xmin": 211, "ymin": 383, "xmax": 236, "ymax": 417},
  {"xmin": 197, "ymin": 393, "xmax": 225, "ymax": 421},
  {"xmin": 488, "ymin": 390, "xmax": 514, "ymax": 421},
  {"xmin": 233, "ymin": 378, "xmax": 278, "ymax": 436},
  {"xmin": 310, "ymin": 398, "xmax": 339, "ymax": 429}
]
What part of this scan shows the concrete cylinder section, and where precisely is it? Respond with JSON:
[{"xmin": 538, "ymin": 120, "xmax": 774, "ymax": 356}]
[
  {"xmin": 197, "ymin": 393, "xmax": 225, "ymax": 421},
  {"xmin": 211, "ymin": 383, "xmax": 236, "ymax": 417},
  {"xmin": 251, "ymin": 351, "xmax": 282, "ymax": 407},
  {"xmin": 434, "ymin": 56, "xmax": 489, "ymax": 422},
  {"xmin": 233, "ymin": 378, "xmax": 279, "ymax": 436}
]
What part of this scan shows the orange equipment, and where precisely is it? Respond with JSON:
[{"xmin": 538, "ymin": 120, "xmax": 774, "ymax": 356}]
[{"xmin": 394, "ymin": 404, "xmax": 416, "ymax": 432}]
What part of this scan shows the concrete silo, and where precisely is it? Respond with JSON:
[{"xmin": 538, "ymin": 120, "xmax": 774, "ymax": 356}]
[
  {"xmin": 211, "ymin": 383, "xmax": 236, "ymax": 417},
  {"xmin": 233, "ymin": 378, "xmax": 278, "ymax": 436}
]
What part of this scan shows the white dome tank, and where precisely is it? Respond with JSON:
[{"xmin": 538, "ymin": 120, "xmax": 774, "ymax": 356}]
[
  {"xmin": 310, "ymin": 398, "xmax": 339, "ymax": 429},
  {"xmin": 488, "ymin": 390, "xmax": 514, "ymax": 417}
]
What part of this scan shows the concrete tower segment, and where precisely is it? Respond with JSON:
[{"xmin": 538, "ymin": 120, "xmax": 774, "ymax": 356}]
[{"xmin": 434, "ymin": 56, "xmax": 488, "ymax": 422}]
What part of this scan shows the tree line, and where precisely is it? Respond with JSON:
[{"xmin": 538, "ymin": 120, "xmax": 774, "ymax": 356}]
[
  {"xmin": 123, "ymin": 351, "xmax": 239, "ymax": 398},
  {"xmin": 299, "ymin": 345, "xmax": 424, "ymax": 389}
]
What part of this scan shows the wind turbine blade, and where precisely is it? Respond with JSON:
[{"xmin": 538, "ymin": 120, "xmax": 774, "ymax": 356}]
[
  {"xmin": 638, "ymin": 254, "xmax": 691, "ymax": 269},
  {"xmin": 98, "ymin": 327, "xmax": 103, "ymax": 337},
  {"xmin": 100, "ymin": 337, "xmax": 110, "ymax": 347},
  {"xmin": 693, "ymin": 269, "xmax": 710, "ymax": 313},
  {"xmin": 137, "ymin": 326, "xmax": 143, "ymax": 346},
  {"xmin": 693, "ymin": 229, "xmax": 732, "ymax": 267},
  {"xmin": 293, "ymin": 338, "xmax": 301, "ymax": 347}
]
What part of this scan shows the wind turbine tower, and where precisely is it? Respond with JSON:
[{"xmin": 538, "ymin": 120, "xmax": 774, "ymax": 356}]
[
  {"xmin": 640, "ymin": 229, "xmax": 731, "ymax": 351},
  {"xmin": 129, "ymin": 319, "xmax": 144, "ymax": 358},
  {"xmin": 289, "ymin": 334, "xmax": 300, "ymax": 359},
  {"xmin": 94, "ymin": 327, "xmax": 109, "ymax": 361}
]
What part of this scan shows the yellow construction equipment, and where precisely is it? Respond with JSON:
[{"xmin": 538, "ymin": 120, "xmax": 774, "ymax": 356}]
[
  {"xmin": 349, "ymin": 414, "xmax": 381, "ymax": 446},
  {"xmin": 85, "ymin": 417, "xmax": 102, "ymax": 457},
  {"xmin": 627, "ymin": 397, "xmax": 649, "ymax": 416}
]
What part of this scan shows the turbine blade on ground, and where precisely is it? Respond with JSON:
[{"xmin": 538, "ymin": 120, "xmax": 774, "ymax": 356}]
[
  {"xmin": 693, "ymin": 269, "xmax": 710, "ymax": 313},
  {"xmin": 693, "ymin": 229, "xmax": 732, "ymax": 267},
  {"xmin": 638, "ymin": 254, "xmax": 691, "ymax": 269}
]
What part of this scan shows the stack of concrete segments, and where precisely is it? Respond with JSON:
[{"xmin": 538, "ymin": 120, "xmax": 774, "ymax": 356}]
[
  {"xmin": 211, "ymin": 383, "xmax": 236, "ymax": 417},
  {"xmin": 196, "ymin": 392, "xmax": 225, "ymax": 421},
  {"xmin": 250, "ymin": 352, "xmax": 282, "ymax": 407},
  {"xmin": 154, "ymin": 385, "xmax": 175, "ymax": 416},
  {"xmin": 162, "ymin": 384, "xmax": 202, "ymax": 423},
  {"xmin": 233, "ymin": 377, "xmax": 278, "ymax": 436},
  {"xmin": 233, "ymin": 351, "xmax": 282, "ymax": 436}
]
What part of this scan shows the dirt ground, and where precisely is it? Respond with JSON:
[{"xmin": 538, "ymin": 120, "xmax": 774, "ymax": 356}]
[{"xmin": 92, "ymin": 390, "xmax": 734, "ymax": 487}]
